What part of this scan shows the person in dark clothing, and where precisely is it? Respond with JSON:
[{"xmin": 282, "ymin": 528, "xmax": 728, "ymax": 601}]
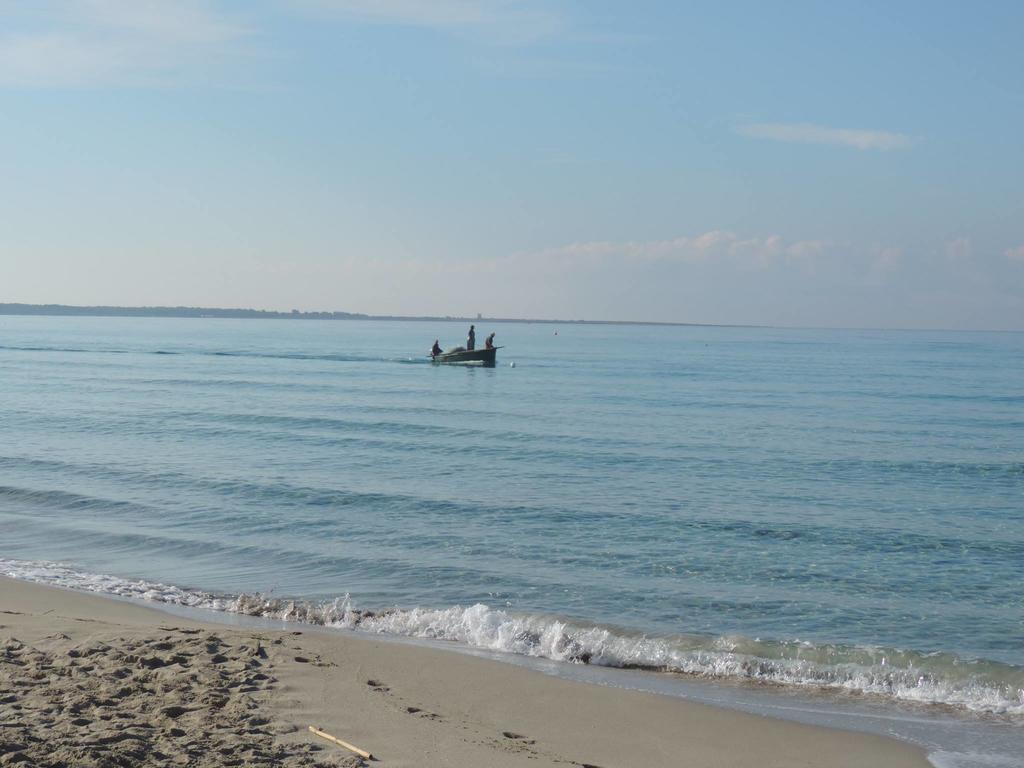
[
  {"xmin": 431, "ymin": 339, "xmax": 443, "ymax": 357},
  {"xmin": 466, "ymin": 325, "xmax": 476, "ymax": 351},
  {"xmin": 485, "ymin": 332, "xmax": 495, "ymax": 349}
]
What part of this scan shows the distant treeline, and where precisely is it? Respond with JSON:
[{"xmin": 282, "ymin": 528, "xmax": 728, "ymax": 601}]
[{"xmin": 0, "ymin": 303, "xmax": 368, "ymax": 320}]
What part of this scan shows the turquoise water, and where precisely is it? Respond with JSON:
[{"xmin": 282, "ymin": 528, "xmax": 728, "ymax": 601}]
[{"xmin": 1, "ymin": 316, "xmax": 1022, "ymax": 760}]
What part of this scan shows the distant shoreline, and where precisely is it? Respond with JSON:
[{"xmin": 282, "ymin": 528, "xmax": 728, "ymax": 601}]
[
  {"xmin": 3, "ymin": 304, "xmax": 1019, "ymax": 333},
  {"xmin": 0, "ymin": 302, "xmax": 733, "ymax": 328}
]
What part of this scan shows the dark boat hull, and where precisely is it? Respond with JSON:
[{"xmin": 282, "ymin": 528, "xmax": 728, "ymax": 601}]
[{"xmin": 431, "ymin": 347, "xmax": 499, "ymax": 366}]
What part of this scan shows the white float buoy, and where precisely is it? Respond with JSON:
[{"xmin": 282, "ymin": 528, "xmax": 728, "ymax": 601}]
[{"xmin": 510, "ymin": 361, "xmax": 515, "ymax": 368}]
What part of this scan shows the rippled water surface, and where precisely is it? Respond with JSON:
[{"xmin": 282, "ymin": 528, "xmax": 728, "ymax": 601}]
[{"xmin": 1, "ymin": 316, "xmax": 1022, "ymax": 759}]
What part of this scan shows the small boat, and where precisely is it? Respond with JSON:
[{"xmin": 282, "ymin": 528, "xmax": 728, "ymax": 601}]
[{"xmin": 431, "ymin": 346, "xmax": 502, "ymax": 367}]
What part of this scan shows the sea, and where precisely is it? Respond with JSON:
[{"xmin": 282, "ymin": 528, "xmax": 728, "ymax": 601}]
[{"xmin": 1, "ymin": 315, "xmax": 1021, "ymax": 766}]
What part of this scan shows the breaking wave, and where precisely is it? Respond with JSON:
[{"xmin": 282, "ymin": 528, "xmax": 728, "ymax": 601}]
[{"xmin": 3, "ymin": 557, "xmax": 1022, "ymax": 719}]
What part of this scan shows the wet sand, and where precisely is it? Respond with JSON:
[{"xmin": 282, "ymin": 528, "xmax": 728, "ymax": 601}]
[{"xmin": 0, "ymin": 576, "xmax": 930, "ymax": 767}]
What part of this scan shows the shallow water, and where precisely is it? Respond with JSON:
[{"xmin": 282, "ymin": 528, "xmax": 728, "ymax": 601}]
[{"xmin": 1, "ymin": 315, "xmax": 1022, "ymax": 762}]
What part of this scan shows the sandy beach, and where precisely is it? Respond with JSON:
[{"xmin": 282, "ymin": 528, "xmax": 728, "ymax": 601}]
[{"xmin": 0, "ymin": 576, "xmax": 930, "ymax": 768}]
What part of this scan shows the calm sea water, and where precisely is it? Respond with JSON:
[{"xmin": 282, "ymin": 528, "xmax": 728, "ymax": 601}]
[{"xmin": 1, "ymin": 316, "xmax": 1022, "ymax": 763}]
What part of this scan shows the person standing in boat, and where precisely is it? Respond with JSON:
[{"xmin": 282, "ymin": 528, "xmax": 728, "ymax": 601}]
[
  {"xmin": 431, "ymin": 339, "xmax": 443, "ymax": 357},
  {"xmin": 485, "ymin": 332, "xmax": 495, "ymax": 350},
  {"xmin": 466, "ymin": 325, "xmax": 476, "ymax": 351}
]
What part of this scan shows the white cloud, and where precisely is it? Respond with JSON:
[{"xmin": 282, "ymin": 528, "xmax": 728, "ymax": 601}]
[
  {"xmin": 297, "ymin": 0, "xmax": 490, "ymax": 26},
  {"xmin": 0, "ymin": 0, "xmax": 249, "ymax": 87},
  {"xmin": 0, "ymin": 32, "xmax": 123, "ymax": 87},
  {"xmin": 735, "ymin": 122, "xmax": 913, "ymax": 151},
  {"xmin": 488, "ymin": 232, "xmax": 830, "ymax": 279},
  {"xmin": 1005, "ymin": 245, "xmax": 1024, "ymax": 262},
  {"xmin": 313, "ymin": 232, "xmax": 831, "ymax": 299},
  {"xmin": 293, "ymin": 0, "xmax": 562, "ymax": 43},
  {"xmin": 72, "ymin": 0, "xmax": 245, "ymax": 43},
  {"xmin": 304, "ymin": 232, "xmax": 923, "ymax": 324}
]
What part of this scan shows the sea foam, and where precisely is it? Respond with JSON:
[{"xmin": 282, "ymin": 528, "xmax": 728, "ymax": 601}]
[{"xmin": 2, "ymin": 557, "xmax": 1021, "ymax": 719}]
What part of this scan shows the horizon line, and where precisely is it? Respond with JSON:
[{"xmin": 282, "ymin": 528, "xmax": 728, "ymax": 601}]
[{"xmin": 0, "ymin": 302, "xmax": 1020, "ymax": 334}]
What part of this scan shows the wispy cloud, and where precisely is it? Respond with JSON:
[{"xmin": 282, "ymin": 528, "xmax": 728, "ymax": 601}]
[
  {"xmin": 293, "ymin": 0, "xmax": 562, "ymax": 43},
  {"xmin": 0, "ymin": 32, "xmax": 121, "ymax": 87},
  {"xmin": 73, "ymin": 0, "xmax": 245, "ymax": 43},
  {"xmin": 320, "ymin": 232, "xmax": 832, "ymax": 290},
  {"xmin": 1005, "ymin": 245, "xmax": 1024, "ymax": 262},
  {"xmin": 0, "ymin": 0, "xmax": 250, "ymax": 88},
  {"xmin": 735, "ymin": 122, "xmax": 913, "ymax": 151},
  {"xmin": 297, "ymin": 0, "xmax": 493, "ymax": 27},
  {"xmin": 517, "ymin": 231, "xmax": 827, "ymax": 270},
  {"xmin": 313, "ymin": 232, "xmax": 927, "ymax": 323}
]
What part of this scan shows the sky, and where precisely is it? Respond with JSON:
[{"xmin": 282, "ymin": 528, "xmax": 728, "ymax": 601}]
[{"xmin": 1, "ymin": 1, "xmax": 1023, "ymax": 329}]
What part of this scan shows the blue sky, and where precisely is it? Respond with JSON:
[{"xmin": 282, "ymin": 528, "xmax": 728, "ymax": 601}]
[{"xmin": 2, "ymin": 1, "xmax": 1022, "ymax": 328}]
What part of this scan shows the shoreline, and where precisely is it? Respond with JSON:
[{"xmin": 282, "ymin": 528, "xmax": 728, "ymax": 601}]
[
  {"xmin": 1, "ymin": 576, "xmax": 931, "ymax": 767},
  {"xmin": 5, "ymin": 557, "xmax": 1020, "ymax": 719}
]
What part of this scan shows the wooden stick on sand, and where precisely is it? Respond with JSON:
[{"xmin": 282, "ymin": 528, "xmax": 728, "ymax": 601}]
[{"xmin": 308, "ymin": 725, "xmax": 373, "ymax": 760}]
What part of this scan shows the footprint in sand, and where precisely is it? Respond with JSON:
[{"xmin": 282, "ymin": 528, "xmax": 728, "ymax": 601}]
[
  {"xmin": 405, "ymin": 706, "xmax": 442, "ymax": 720},
  {"xmin": 502, "ymin": 731, "xmax": 536, "ymax": 744}
]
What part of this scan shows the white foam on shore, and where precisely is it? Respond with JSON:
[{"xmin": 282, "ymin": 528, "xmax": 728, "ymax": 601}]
[{"xmin": 3, "ymin": 557, "xmax": 1022, "ymax": 719}]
